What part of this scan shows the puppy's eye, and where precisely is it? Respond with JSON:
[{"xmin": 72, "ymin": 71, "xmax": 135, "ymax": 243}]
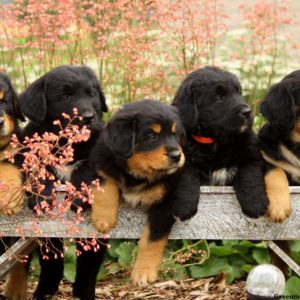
[
  {"xmin": 215, "ymin": 95, "xmax": 223, "ymax": 101},
  {"xmin": 146, "ymin": 132, "xmax": 157, "ymax": 139},
  {"xmin": 64, "ymin": 95, "xmax": 71, "ymax": 101}
]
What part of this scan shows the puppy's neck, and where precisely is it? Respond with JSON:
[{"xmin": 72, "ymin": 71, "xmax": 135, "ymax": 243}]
[{"xmin": 0, "ymin": 135, "xmax": 13, "ymax": 161}]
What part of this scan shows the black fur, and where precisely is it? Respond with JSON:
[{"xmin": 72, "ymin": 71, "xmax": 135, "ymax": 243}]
[
  {"xmin": 172, "ymin": 66, "xmax": 268, "ymax": 219},
  {"xmin": 18, "ymin": 65, "xmax": 108, "ymax": 300},
  {"xmin": 258, "ymin": 70, "xmax": 300, "ymax": 276},
  {"xmin": 90, "ymin": 99, "xmax": 185, "ymax": 241},
  {"xmin": 0, "ymin": 72, "xmax": 26, "ymax": 299},
  {"xmin": 259, "ymin": 70, "xmax": 300, "ymax": 183}
]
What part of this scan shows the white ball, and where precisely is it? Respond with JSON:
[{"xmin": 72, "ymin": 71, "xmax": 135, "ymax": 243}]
[{"xmin": 246, "ymin": 264, "xmax": 286, "ymax": 297}]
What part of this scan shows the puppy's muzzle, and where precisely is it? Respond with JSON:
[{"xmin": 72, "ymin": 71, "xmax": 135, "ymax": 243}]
[
  {"xmin": 168, "ymin": 150, "xmax": 182, "ymax": 163},
  {"xmin": 82, "ymin": 111, "xmax": 95, "ymax": 125},
  {"xmin": 0, "ymin": 117, "xmax": 4, "ymax": 129},
  {"xmin": 239, "ymin": 105, "xmax": 252, "ymax": 120}
]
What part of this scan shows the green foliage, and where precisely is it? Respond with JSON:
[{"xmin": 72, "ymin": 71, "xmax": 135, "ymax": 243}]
[{"xmin": 285, "ymin": 276, "xmax": 300, "ymax": 295}]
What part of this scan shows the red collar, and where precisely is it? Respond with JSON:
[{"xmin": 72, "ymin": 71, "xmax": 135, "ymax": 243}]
[{"xmin": 192, "ymin": 134, "xmax": 215, "ymax": 144}]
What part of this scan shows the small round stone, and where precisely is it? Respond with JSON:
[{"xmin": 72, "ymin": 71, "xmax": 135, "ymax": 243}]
[{"xmin": 246, "ymin": 264, "xmax": 285, "ymax": 297}]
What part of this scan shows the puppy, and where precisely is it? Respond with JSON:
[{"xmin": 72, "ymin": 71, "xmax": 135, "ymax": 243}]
[
  {"xmin": 18, "ymin": 65, "xmax": 108, "ymax": 300},
  {"xmin": 90, "ymin": 99, "xmax": 185, "ymax": 286},
  {"xmin": 0, "ymin": 72, "xmax": 27, "ymax": 300},
  {"xmin": 258, "ymin": 70, "xmax": 300, "ymax": 223},
  {"xmin": 171, "ymin": 66, "xmax": 268, "ymax": 221},
  {"xmin": 0, "ymin": 72, "xmax": 25, "ymax": 215}
]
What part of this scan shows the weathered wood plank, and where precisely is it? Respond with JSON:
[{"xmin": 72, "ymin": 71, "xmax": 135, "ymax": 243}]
[
  {"xmin": 0, "ymin": 239, "xmax": 37, "ymax": 279},
  {"xmin": 0, "ymin": 186, "xmax": 300, "ymax": 240}
]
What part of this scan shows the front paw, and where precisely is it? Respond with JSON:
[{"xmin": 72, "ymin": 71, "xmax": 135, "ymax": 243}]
[
  {"xmin": 172, "ymin": 203, "xmax": 198, "ymax": 222},
  {"xmin": 131, "ymin": 265, "xmax": 158, "ymax": 287},
  {"xmin": 267, "ymin": 201, "xmax": 291, "ymax": 223},
  {"xmin": 91, "ymin": 212, "xmax": 117, "ymax": 234},
  {"xmin": 240, "ymin": 199, "xmax": 268, "ymax": 218}
]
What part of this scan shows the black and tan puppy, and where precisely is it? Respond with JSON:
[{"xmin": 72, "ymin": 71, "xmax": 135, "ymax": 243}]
[
  {"xmin": 171, "ymin": 66, "xmax": 268, "ymax": 221},
  {"xmin": 18, "ymin": 65, "xmax": 108, "ymax": 300},
  {"xmin": 258, "ymin": 70, "xmax": 300, "ymax": 222},
  {"xmin": 0, "ymin": 72, "xmax": 27, "ymax": 300},
  {"xmin": 90, "ymin": 99, "xmax": 185, "ymax": 286},
  {"xmin": 0, "ymin": 72, "xmax": 25, "ymax": 215}
]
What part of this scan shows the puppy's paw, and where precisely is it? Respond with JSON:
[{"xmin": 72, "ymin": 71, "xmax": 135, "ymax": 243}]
[
  {"xmin": 172, "ymin": 205, "xmax": 198, "ymax": 222},
  {"xmin": 131, "ymin": 265, "xmax": 158, "ymax": 287},
  {"xmin": 267, "ymin": 202, "xmax": 291, "ymax": 223},
  {"xmin": 0, "ymin": 199, "xmax": 23, "ymax": 216},
  {"xmin": 91, "ymin": 214, "xmax": 117, "ymax": 234},
  {"xmin": 241, "ymin": 200, "xmax": 268, "ymax": 219}
]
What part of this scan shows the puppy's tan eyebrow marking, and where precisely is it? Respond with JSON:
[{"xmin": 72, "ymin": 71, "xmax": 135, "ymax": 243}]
[
  {"xmin": 151, "ymin": 123, "xmax": 161, "ymax": 134},
  {"xmin": 0, "ymin": 90, "xmax": 4, "ymax": 100},
  {"xmin": 171, "ymin": 123, "xmax": 176, "ymax": 133}
]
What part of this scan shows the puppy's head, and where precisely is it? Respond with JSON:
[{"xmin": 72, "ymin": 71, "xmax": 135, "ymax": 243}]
[
  {"xmin": 19, "ymin": 65, "xmax": 108, "ymax": 130},
  {"xmin": 0, "ymin": 73, "xmax": 24, "ymax": 141},
  {"xmin": 104, "ymin": 99, "xmax": 185, "ymax": 181},
  {"xmin": 260, "ymin": 70, "xmax": 300, "ymax": 132},
  {"xmin": 172, "ymin": 66, "xmax": 252, "ymax": 138}
]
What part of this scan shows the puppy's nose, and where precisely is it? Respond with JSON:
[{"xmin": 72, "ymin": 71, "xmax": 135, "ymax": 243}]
[
  {"xmin": 168, "ymin": 151, "xmax": 181, "ymax": 163},
  {"xmin": 240, "ymin": 106, "xmax": 251, "ymax": 119},
  {"xmin": 82, "ymin": 111, "xmax": 95, "ymax": 123},
  {"xmin": 0, "ymin": 118, "xmax": 4, "ymax": 128}
]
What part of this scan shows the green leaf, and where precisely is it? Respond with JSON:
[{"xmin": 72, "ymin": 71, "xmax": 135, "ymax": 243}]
[
  {"xmin": 107, "ymin": 239, "xmax": 124, "ymax": 258},
  {"xmin": 210, "ymin": 243, "xmax": 238, "ymax": 257},
  {"xmin": 115, "ymin": 241, "xmax": 136, "ymax": 267},
  {"xmin": 290, "ymin": 241, "xmax": 300, "ymax": 252},
  {"xmin": 252, "ymin": 248, "xmax": 270, "ymax": 264},
  {"xmin": 160, "ymin": 261, "xmax": 186, "ymax": 280},
  {"xmin": 63, "ymin": 245, "xmax": 77, "ymax": 282},
  {"xmin": 64, "ymin": 262, "xmax": 76, "ymax": 282},
  {"xmin": 285, "ymin": 277, "xmax": 300, "ymax": 295},
  {"xmin": 189, "ymin": 256, "xmax": 229, "ymax": 278}
]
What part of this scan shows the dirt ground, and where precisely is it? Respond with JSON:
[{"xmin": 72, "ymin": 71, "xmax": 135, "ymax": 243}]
[{"xmin": 0, "ymin": 276, "xmax": 247, "ymax": 300}]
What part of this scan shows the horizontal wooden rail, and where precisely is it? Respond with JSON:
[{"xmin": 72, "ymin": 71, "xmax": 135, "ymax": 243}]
[{"xmin": 1, "ymin": 186, "xmax": 300, "ymax": 240}]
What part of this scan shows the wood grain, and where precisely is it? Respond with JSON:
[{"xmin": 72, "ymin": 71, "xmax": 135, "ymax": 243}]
[{"xmin": 0, "ymin": 186, "xmax": 300, "ymax": 240}]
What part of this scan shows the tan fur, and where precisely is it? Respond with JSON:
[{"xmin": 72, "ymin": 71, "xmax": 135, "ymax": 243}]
[
  {"xmin": 0, "ymin": 162, "xmax": 24, "ymax": 215},
  {"xmin": 150, "ymin": 123, "xmax": 161, "ymax": 134},
  {"xmin": 131, "ymin": 224, "xmax": 168, "ymax": 286},
  {"xmin": 123, "ymin": 184, "xmax": 166, "ymax": 207},
  {"xmin": 4, "ymin": 262, "xmax": 27, "ymax": 300},
  {"xmin": 91, "ymin": 175, "xmax": 120, "ymax": 233},
  {"xmin": 261, "ymin": 151, "xmax": 300, "ymax": 180},
  {"xmin": 0, "ymin": 113, "xmax": 15, "ymax": 143},
  {"xmin": 171, "ymin": 122, "xmax": 176, "ymax": 133},
  {"xmin": 0, "ymin": 89, "xmax": 4, "ymax": 100},
  {"xmin": 279, "ymin": 144, "xmax": 300, "ymax": 167},
  {"xmin": 265, "ymin": 167, "xmax": 291, "ymax": 223},
  {"xmin": 290, "ymin": 119, "xmax": 300, "ymax": 143},
  {"xmin": 127, "ymin": 146, "xmax": 184, "ymax": 181}
]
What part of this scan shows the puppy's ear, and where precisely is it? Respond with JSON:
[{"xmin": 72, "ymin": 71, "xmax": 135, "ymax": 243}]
[
  {"xmin": 97, "ymin": 85, "xmax": 108, "ymax": 113},
  {"xmin": 172, "ymin": 83, "xmax": 198, "ymax": 132},
  {"xmin": 105, "ymin": 117, "xmax": 135, "ymax": 158},
  {"xmin": 19, "ymin": 76, "xmax": 47, "ymax": 123},
  {"xmin": 260, "ymin": 82, "xmax": 296, "ymax": 130},
  {"xmin": 3, "ymin": 75, "xmax": 25, "ymax": 122}
]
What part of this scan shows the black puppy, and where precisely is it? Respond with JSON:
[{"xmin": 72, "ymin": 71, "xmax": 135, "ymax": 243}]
[
  {"xmin": 18, "ymin": 65, "xmax": 108, "ymax": 300},
  {"xmin": 171, "ymin": 66, "xmax": 268, "ymax": 221},
  {"xmin": 258, "ymin": 70, "xmax": 300, "ymax": 223},
  {"xmin": 0, "ymin": 72, "xmax": 27, "ymax": 299},
  {"xmin": 90, "ymin": 99, "xmax": 186, "ymax": 286}
]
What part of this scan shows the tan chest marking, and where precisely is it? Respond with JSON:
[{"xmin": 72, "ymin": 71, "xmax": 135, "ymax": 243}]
[
  {"xmin": 290, "ymin": 119, "xmax": 300, "ymax": 143},
  {"xmin": 122, "ymin": 184, "xmax": 166, "ymax": 207}
]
